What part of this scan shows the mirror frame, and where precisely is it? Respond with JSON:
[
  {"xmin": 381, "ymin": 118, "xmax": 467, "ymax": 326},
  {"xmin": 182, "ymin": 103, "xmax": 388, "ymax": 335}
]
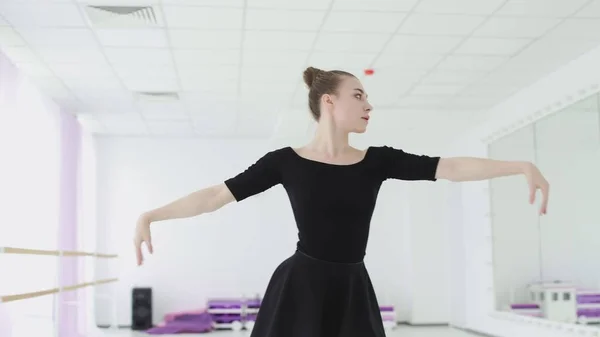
[{"xmin": 479, "ymin": 84, "xmax": 600, "ymax": 336}]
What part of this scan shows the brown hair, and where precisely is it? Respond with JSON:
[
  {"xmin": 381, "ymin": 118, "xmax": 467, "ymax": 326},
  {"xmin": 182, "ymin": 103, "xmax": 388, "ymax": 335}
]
[{"xmin": 303, "ymin": 67, "xmax": 356, "ymax": 121}]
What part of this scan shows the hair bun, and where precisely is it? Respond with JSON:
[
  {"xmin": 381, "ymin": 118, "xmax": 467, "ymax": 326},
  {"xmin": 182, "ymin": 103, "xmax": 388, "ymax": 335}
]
[{"xmin": 303, "ymin": 66, "xmax": 323, "ymax": 88}]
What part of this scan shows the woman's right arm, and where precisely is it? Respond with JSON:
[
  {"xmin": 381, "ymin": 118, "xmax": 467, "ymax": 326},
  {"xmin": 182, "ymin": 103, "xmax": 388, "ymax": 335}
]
[
  {"xmin": 143, "ymin": 183, "xmax": 235, "ymax": 222},
  {"xmin": 134, "ymin": 183, "xmax": 235, "ymax": 265},
  {"xmin": 134, "ymin": 149, "xmax": 283, "ymax": 265}
]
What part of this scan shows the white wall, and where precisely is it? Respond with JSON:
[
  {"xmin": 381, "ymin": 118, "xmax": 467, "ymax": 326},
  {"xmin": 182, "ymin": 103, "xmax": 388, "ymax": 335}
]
[
  {"xmin": 488, "ymin": 125, "xmax": 541, "ymax": 310},
  {"xmin": 445, "ymin": 41, "xmax": 600, "ymax": 337},
  {"xmin": 94, "ymin": 136, "xmax": 450, "ymax": 326},
  {"xmin": 405, "ymin": 181, "xmax": 451, "ymax": 324}
]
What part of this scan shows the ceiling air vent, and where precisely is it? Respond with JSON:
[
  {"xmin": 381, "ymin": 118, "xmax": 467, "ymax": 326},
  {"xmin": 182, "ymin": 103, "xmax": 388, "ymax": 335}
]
[
  {"xmin": 84, "ymin": 5, "xmax": 161, "ymax": 28},
  {"xmin": 136, "ymin": 92, "xmax": 180, "ymax": 102}
]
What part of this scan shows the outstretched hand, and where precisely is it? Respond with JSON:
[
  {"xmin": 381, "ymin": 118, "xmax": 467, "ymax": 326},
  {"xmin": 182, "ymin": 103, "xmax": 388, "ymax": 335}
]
[
  {"xmin": 523, "ymin": 162, "xmax": 549, "ymax": 215},
  {"xmin": 134, "ymin": 214, "xmax": 153, "ymax": 266}
]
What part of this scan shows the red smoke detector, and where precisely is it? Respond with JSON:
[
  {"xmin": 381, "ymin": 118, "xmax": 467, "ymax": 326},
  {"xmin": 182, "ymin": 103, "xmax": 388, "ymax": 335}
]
[{"xmin": 364, "ymin": 68, "xmax": 375, "ymax": 76}]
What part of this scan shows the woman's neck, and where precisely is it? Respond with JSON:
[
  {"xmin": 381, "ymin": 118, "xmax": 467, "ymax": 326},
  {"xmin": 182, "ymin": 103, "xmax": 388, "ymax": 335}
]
[{"xmin": 306, "ymin": 117, "xmax": 351, "ymax": 156}]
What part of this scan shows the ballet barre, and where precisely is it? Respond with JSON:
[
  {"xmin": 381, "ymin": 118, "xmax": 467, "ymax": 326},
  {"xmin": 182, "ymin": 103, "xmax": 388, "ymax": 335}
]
[
  {"xmin": 0, "ymin": 245, "xmax": 121, "ymax": 336},
  {"xmin": 0, "ymin": 246, "xmax": 118, "ymax": 258},
  {"xmin": 0, "ymin": 278, "xmax": 119, "ymax": 303}
]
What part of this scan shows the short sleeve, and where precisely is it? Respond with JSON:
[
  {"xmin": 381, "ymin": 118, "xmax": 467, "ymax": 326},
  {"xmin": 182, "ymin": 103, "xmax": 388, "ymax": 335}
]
[
  {"xmin": 224, "ymin": 150, "xmax": 282, "ymax": 202},
  {"xmin": 374, "ymin": 146, "xmax": 440, "ymax": 181}
]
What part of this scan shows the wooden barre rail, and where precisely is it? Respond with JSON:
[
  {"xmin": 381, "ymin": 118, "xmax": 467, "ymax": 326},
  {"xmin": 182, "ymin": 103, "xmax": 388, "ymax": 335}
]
[
  {"xmin": 0, "ymin": 247, "xmax": 118, "ymax": 258},
  {"xmin": 0, "ymin": 278, "xmax": 119, "ymax": 303}
]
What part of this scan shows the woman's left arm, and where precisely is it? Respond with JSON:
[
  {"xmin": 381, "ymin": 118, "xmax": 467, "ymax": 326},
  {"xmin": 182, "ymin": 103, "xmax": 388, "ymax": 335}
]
[{"xmin": 436, "ymin": 157, "xmax": 550, "ymax": 215}]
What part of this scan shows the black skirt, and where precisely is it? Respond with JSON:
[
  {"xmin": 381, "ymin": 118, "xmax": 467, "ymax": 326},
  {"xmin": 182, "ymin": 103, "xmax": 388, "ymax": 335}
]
[{"xmin": 250, "ymin": 250, "xmax": 386, "ymax": 337}]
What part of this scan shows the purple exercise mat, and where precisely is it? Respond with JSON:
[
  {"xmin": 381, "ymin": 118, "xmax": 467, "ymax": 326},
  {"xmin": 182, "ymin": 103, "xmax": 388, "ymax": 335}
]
[
  {"xmin": 511, "ymin": 304, "xmax": 540, "ymax": 309},
  {"xmin": 146, "ymin": 313, "xmax": 214, "ymax": 335}
]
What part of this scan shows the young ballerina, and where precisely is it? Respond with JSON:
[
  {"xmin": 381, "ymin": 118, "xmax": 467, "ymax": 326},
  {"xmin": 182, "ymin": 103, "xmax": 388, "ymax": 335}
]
[{"xmin": 134, "ymin": 66, "xmax": 549, "ymax": 336}]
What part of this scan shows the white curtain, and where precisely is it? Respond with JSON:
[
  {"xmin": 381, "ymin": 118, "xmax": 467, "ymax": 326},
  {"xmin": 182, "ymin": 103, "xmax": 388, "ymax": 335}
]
[{"xmin": 0, "ymin": 51, "xmax": 62, "ymax": 336}]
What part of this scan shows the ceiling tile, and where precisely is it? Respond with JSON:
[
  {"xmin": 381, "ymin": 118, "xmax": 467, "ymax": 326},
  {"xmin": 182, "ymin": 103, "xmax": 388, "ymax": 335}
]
[
  {"xmin": 360, "ymin": 80, "xmax": 408, "ymax": 106},
  {"xmin": 104, "ymin": 48, "xmax": 173, "ymax": 65},
  {"xmin": 96, "ymin": 113, "xmax": 149, "ymax": 135},
  {"xmin": 460, "ymin": 83, "xmax": 518, "ymax": 99},
  {"xmin": 496, "ymin": 0, "xmax": 590, "ymax": 17},
  {"xmin": 192, "ymin": 112, "xmax": 237, "ymax": 136},
  {"xmin": 62, "ymin": 76, "xmax": 124, "ymax": 92},
  {"xmin": 243, "ymin": 50, "xmax": 308, "ymax": 68},
  {"xmin": 420, "ymin": 69, "xmax": 486, "ymax": 85},
  {"xmin": 0, "ymin": 3, "xmax": 86, "ymax": 27},
  {"xmin": 410, "ymin": 84, "xmax": 464, "ymax": 96},
  {"xmin": 29, "ymin": 76, "xmax": 74, "ymax": 100},
  {"xmin": 235, "ymin": 108, "xmax": 279, "ymax": 138},
  {"xmin": 143, "ymin": 110, "xmax": 189, "ymax": 121},
  {"xmin": 473, "ymin": 17, "xmax": 561, "ymax": 38},
  {"xmin": 239, "ymin": 79, "xmax": 297, "ymax": 96},
  {"xmin": 95, "ymin": 111, "xmax": 145, "ymax": 124},
  {"xmin": 362, "ymin": 68, "xmax": 428, "ymax": 86},
  {"xmin": 181, "ymin": 65, "xmax": 238, "ymax": 81},
  {"xmin": 313, "ymin": 32, "xmax": 390, "ymax": 53},
  {"xmin": 77, "ymin": 96, "xmax": 138, "ymax": 113},
  {"xmin": 497, "ymin": 32, "xmax": 600, "ymax": 78},
  {"xmin": 1, "ymin": 46, "xmax": 41, "ymax": 64},
  {"xmin": 395, "ymin": 95, "xmax": 450, "ymax": 108},
  {"xmin": 139, "ymin": 100, "xmax": 189, "ymax": 120},
  {"xmin": 174, "ymin": 49, "xmax": 240, "ymax": 67},
  {"xmin": 161, "ymin": 0, "xmax": 243, "ymax": 6},
  {"xmin": 415, "ymin": 0, "xmax": 505, "ymax": 15},
  {"xmin": 271, "ymin": 108, "xmax": 312, "ymax": 138},
  {"xmin": 15, "ymin": 62, "xmax": 55, "ymax": 77},
  {"xmin": 245, "ymin": 9, "xmax": 325, "ymax": 31},
  {"xmin": 385, "ymin": 35, "xmax": 463, "ymax": 54},
  {"xmin": 179, "ymin": 72, "xmax": 238, "ymax": 93},
  {"xmin": 446, "ymin": 96, "xmax": 504, "ymax": 110},
  {"xmin": 398, "ymin": 14, "xmax": 485, "ymax": 36},
  {"xmin": 247, "ymin": 0, "xmax": 330, "ymax": 10},
  {"xmin": 455, "ymin": 37, "xmax": 532, "ymax": 56},
  {"xmin": 112, "ymin": 63, "xmax": 177, "ymax": 79},
  {"xmin": 308, "ymin": 52, "xmax": 376, "ymax": 71},
  {"xmin": 241, "ymin": 66, "xmax": 301, "ymax": 83},
  {"xmin": 162, "ymin": 6, "xmax": 244, "ymax": 29},
  {"xmin": 73, "ymin": 0, "xmax": 159, "ymax": 3},
  {"xmin": 244, "ymin": 31, "xmax": 316, "ymax": 51},
  {"xmin": 0, "ymin": 27, "xmax": 26, "ymax": 46},
  {"xmin": 169, "ymin": 30, "xmax": 241, "ymax": 49},
  {"xmin": 48, "ymin": 62, "xmax": 114, "ymax": 78},
  {"xmin": 323, "ymin": 12, "xmax": 406, "ymax": 33},
  {"xmin": 182, "ymin": 93, "xmax": 239, "ymax": 114},
  {"xmin": 36, "ymin": 47, "xmax": 107, "ymax": 64},
  {"xmin": 436, "ymin": 55, "xmax": 507, "ymax": 71},
  {"xmin": 574, "ymin": 0, "xmax": 600, "ymax": 17},
  {"xmin": 332, "ymin": 0, "xmax": 419, "ymax": 12},
  {"xmin": 374, "ymin": 51, "xmax": 445, "ymax": 69},
  {"xmin": 16, "ymin": 28, "xmax": 97, "ymax": 48},
  {"xmin": 473, "ymin": 69, "xmax": 537, "ymax": 88},
  {"xmin": 289, "ymin": 86, "xmax": 311, "ymax": 109},
  {"xmin": 95, "ymin": 28, "xmax": 169, "ymax": 48},
  {"xmin": 147, "ymin": 120, "xmax": 195, "ymax": 135},
  {"xmin": 121, "ymin": 77, "xmax": 180, "ymax": 92},
  {"xmin": 548, "ymin": 18, "xmax": 600, "ymax": 38},
  {"xmin": 72, "ymin": 88, "xmax": 132, "ymax": 102}
]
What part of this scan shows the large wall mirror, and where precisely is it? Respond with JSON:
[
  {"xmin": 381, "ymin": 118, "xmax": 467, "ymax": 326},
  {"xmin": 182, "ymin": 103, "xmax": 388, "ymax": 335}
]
[{"xmin": 489, "ymin": 92, "xmax": 600, "ymax": 327}]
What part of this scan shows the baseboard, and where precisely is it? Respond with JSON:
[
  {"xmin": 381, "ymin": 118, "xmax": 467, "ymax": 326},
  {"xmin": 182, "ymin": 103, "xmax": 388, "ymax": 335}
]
[
  {"xmin": 397, "ymin": 321, "xmax": 450, "ymax": 327},
  {"xmin": 96, "ymin": 325, "xmax": 132, "ymax": 329}
]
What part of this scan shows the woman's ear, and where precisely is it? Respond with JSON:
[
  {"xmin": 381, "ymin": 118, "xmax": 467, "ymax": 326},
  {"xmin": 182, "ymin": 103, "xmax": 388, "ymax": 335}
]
[{"xmin": 321, "ymin": 94, "xmax": 334, "ymax": 109}]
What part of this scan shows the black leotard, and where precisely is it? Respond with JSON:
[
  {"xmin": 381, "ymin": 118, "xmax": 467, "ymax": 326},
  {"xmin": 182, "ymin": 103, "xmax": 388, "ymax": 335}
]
[{"xmin": 225, "ymin": 146, "xmax": 440, "ymax": 263}]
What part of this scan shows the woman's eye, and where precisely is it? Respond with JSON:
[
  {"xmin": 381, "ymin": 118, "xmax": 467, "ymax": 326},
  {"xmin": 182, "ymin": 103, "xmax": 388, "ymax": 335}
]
[{"xmin": 355, "ymin": 94, "xmax": 362, "ymax": 99}]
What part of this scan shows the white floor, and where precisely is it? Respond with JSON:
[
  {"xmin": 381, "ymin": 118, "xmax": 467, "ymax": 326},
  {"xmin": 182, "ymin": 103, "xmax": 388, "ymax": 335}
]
[{"xmin": 98, "ymin": 325, "xmax": 485, "ymax": 337}]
